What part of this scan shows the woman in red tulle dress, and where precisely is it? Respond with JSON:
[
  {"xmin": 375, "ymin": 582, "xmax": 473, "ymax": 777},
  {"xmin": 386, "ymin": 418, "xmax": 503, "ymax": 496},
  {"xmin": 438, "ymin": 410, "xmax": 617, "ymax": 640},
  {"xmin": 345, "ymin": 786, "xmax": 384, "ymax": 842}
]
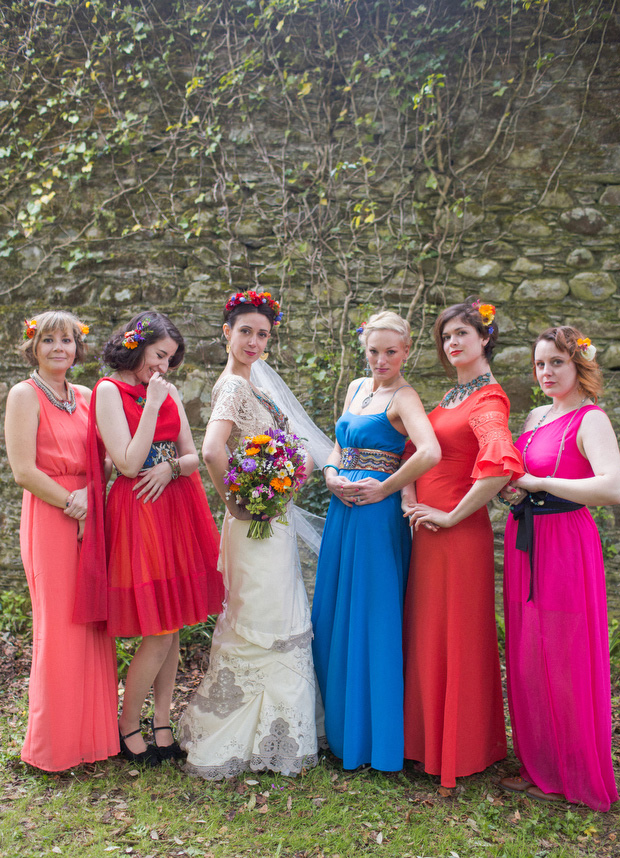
[
  {"xmin": 76, "ymin": 312, "xmax": 223, "ymax": 767},
  {"xmin": 401, "ymin": 298, "xmax": 523, "ymax": 790},
  {"xmin": 5, "ymin": 311, "xmax": 119, "ymax": 771}
]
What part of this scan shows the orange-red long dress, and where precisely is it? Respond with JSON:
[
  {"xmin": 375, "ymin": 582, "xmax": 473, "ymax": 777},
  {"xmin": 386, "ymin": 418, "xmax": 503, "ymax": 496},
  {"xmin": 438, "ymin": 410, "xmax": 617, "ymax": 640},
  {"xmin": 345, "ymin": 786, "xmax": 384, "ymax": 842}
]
[
  {"xmin": 20, "ymin": 381, "xmax": 119, "ymax": 771},
  {"xmin": 403, "ymin": 385, "xmax": 523, "ymax": 787}
]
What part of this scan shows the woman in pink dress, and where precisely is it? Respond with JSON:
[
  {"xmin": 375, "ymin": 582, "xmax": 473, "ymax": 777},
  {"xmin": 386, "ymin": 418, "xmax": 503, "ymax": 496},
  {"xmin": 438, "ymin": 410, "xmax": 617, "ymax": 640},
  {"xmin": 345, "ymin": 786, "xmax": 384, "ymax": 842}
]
[
  {"xmin": 4, "ymin": 311, "xmax": 119, "ymax": 771},
  {"xmin": 501, "ymin": 326, "xmax": 620, "ymax": 811}
]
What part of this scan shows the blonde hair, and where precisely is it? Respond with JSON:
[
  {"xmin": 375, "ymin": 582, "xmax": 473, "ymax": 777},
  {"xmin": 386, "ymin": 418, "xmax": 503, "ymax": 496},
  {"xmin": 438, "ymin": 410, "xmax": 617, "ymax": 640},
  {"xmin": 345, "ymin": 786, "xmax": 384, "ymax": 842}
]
[
  {"xmin": 19, "ymin": 311, "xmax": 89, "ymax": 366},
  {"xmin": 359, "ymin": 311, "xmax": 411, "ymax": 348}
]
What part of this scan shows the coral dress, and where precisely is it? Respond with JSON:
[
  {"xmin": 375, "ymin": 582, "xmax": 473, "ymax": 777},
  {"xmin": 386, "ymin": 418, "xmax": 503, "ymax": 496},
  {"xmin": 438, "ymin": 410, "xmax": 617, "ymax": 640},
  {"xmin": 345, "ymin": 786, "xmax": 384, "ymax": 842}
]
[
  {"xmin": 20, "ymin": 380, "xmax": 119, "ymax": 771},
  {"xmin": 403, "ymin": 385, "xmax": 523, "ymax": 787},
  {"xmin": 76, "ymin": 379, "xmax": 223, "ymax": 637},
  {"xmin": 312, "ymin": 387, "xmax": 412, "ymax": 771},
  {"xmin": 180, "ymin": 375, "xmax": 320, "ymax": 779},
  {"xmin": 504, "ymin": 405, "xmax": 618, "ymax": 811}
]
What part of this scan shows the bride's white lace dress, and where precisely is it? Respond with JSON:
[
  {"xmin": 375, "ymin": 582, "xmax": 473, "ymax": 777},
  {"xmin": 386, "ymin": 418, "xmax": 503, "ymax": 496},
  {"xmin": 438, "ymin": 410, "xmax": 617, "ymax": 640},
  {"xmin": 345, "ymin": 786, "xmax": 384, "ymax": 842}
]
[{"xmin": 179, "ymin": 374, "xmax": 320, "ymax": 778}]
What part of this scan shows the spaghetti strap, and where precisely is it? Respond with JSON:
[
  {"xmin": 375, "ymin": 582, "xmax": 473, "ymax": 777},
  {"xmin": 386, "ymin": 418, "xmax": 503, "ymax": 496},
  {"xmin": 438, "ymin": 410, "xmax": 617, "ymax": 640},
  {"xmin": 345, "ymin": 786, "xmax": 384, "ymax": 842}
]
[
  {"xmin": 350, "ymin": 379, "xmax": 367, "ymax": 405},
  {"xmin": 385, "ymin": 385, "xmax": 410, "ymax": 412}
]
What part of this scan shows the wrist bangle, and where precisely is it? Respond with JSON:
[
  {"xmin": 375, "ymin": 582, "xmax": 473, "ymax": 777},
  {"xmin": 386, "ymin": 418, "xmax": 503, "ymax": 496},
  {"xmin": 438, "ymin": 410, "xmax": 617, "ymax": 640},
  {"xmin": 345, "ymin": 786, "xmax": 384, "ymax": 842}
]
[
  {"xmin": 168, "ymin": 458, "xmax": 181, "ymax": 479},
  {"xmin": 322, "ymin": 464, "xmax": 339, "ymax": 476}
]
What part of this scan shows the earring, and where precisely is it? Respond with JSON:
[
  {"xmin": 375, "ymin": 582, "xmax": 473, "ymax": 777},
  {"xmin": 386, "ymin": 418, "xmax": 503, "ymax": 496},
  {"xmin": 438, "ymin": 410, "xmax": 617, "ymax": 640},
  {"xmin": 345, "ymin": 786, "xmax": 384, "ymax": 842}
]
[
  {"xmin": 225, "ymin": 343, "xmax": 230, "ymax": 354},
  {"xmin": 260, "ymin": 352, "xmax": 269, "ymax": 361},
  {"xmin": 365, "ymin": 360, "xmax": 371, "ymax": 376}
]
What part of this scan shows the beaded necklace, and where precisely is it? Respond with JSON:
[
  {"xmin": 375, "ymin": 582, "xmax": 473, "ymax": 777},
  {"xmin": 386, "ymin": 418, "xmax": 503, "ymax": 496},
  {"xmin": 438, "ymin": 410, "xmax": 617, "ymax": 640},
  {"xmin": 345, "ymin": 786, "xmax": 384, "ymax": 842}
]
[
  {"xmin": 31, "ymin": 369, "xmax": 76, "ymax": 414},
  {"xmin": 251, "ymin": 388, "xmax": 289, "ymax": 433},
  {"xmin": 440, "ymin": 372, "xmax": 491, "ymax": 408},
  {"xmin": 522, "ymin": 398, "xmax": 588, "ymax": 476}
]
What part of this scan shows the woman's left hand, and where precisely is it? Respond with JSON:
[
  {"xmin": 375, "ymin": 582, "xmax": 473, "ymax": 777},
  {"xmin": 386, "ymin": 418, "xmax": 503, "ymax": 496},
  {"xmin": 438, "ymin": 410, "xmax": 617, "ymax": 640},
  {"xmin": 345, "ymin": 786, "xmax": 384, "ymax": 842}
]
[
  {"xmin": 343, "ymin": 477, "xmax": 387, "ymax": 506},
  {"xmin": 64, "ymin": 487, "xmax": 88, "ymax": 520},
  {"xmin": 133, "ymin": 462, "xmax": 173, "ymax": 503},
  {"xmin": 407, "ymin": 503, "xmax": 452, "ymax": 531}
]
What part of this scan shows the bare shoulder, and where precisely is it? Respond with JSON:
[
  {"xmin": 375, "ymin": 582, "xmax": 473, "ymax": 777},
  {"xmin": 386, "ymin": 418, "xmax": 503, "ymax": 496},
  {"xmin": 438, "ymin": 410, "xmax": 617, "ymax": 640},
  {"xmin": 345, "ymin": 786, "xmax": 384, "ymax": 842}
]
[
  {"xmin": 523, "ymin": 405, "xmax": 547, "ymax": 432},
  {"xmin": 95, "ymin": 379, "xmax": 123, "ymax": 404},
  {"xmin": 73, "ymin": 383, "xmax": 92, "ymax": 402},
  {"xmin": 7, "ymin": 379, "xmax": 38, "ymax": 405},
  {"xmin": 581, "ymin": 406, "xmax": 614, "ymax": 432}
]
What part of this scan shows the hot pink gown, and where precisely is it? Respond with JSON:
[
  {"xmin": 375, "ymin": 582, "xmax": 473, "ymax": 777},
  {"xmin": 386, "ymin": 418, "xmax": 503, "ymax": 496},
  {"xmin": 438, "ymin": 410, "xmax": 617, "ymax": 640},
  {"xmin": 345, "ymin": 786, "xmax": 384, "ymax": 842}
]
[
  {"xmin": 19, "ymin": 380, "xmax": 119, "ymax": 771},
  {"xmin": 504, "ymin": 404, "xmax": 618, "ymax": 811}
]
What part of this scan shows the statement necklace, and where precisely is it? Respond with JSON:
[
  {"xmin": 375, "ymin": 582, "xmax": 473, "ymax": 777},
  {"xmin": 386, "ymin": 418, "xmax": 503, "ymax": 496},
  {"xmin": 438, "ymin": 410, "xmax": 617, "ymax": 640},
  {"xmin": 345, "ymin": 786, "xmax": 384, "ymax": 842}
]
[
  {"xmin": 251, "ymin": 387, "xmax": 289, "ymax": 433},
  {"xmin": 31, "ymin": 369, "xmax": 76, "ymax": 414},
  {"xmin": 440, "ymin": 372, "xmax": 491, "ymax": 408}
]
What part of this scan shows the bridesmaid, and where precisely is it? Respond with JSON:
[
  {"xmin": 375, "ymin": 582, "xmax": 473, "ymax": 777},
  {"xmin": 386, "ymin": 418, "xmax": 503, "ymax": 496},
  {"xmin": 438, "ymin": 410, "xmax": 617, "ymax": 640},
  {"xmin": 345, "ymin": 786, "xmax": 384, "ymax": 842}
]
[
  {"xmin": 5, "ymin": 312, "xmax": 119, "ymax": 770},
  {"xmin": 402, "ymin": 298, "xmax": 523, "ymax": 789},
  {"xmin": 500, "ymin": 327, "xmax": 620, "ymax": 810}
]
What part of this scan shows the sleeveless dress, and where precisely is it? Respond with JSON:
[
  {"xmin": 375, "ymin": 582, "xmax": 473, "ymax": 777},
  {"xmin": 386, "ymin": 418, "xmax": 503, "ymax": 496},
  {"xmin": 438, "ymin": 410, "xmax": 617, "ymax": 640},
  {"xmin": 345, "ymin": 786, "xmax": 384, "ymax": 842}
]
[
  {"xmin": 311, "ymin": 384, "xmax": 412, "ymax": 771},
  {"xmin": 402, "ymin": 385, "xmax": 523, "ymax": 787},
  {"xmin": 504, "ymin": 405, "xmax": 618, "ymax": 811},
  {"xmin": 179, "ymin": 375, "xmax": 320, "ymax": 779},
  {"xmin": 75, "ymin": 378, "xmax": 223, "ymax": 637},
  {"xmin": 20, "ymin": 380, "xmax": 119, "ymax": 770}
]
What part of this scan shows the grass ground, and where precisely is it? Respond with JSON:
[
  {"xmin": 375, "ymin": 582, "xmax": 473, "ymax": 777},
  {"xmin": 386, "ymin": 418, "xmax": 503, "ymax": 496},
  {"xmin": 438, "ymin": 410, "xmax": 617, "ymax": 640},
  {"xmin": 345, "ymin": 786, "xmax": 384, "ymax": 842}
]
[{"xmin": 1, "ymin": 632, "xmax": 618, "ymax": 858}]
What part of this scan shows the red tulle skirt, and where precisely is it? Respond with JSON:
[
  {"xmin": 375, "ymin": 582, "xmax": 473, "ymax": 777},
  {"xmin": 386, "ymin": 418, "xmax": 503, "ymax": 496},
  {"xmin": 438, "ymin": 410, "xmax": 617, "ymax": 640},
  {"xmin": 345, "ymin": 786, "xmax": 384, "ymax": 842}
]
[{"xmin": 105, "ymin": 471, "xmax": 223, "ymax": 637}]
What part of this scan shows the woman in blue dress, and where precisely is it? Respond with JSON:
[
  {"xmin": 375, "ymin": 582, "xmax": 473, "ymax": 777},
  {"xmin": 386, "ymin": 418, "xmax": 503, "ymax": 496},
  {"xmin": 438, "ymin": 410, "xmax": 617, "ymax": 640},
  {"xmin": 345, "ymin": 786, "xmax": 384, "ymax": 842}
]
[{"xmin": 312, "ymin": 311, "xmax": 440, "ymax": 771}]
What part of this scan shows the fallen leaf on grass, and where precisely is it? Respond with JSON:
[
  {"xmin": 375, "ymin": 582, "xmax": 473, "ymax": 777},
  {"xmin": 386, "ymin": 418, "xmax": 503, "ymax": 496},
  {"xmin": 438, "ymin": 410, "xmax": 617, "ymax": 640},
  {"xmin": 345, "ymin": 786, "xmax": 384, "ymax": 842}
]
[
  {"xmin": 286, "ymin": 796, "xmax": 292, "ymax": 812},
  {"xmin": 149, "ymin": 830, "xmax": 159, "ymax": 841},
  {"xmin": 376, "ymin": 832, "xmax": 383, "ymax": 845},
  {"xmin": 257, "ymin": 805, "xmax": 269, "ymax": 814},
  {"xmin": 438, "ymin": 786, "xmax": 453, "ymax": 798},
  {"xmin": 127, "ymin": 770, "xmax": 140, "ymax": 778}
]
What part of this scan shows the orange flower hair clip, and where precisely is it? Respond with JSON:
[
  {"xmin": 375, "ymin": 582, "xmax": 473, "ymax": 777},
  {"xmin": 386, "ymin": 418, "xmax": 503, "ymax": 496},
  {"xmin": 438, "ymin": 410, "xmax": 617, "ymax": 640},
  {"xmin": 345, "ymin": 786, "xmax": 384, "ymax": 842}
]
[
  {"xmin": 576, "ymin": 337, "xmax": 596, "ymax": 361},
  {"xmin": 24, "ymin": 319, "xmax": 37, "ymax": 340},
  {"xmin": 79, "ymin": 324, "xmax": 89, "ymax": 338}
]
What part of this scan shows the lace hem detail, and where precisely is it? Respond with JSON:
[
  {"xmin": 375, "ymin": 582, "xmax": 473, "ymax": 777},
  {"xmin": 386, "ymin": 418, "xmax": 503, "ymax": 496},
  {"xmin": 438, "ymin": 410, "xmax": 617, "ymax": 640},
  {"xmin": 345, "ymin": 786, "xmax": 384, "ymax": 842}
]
[
  {"xmin": 270, "ymin": 627, "xmax": 313, "ymax": 652},
  {"xmin": 184, "ymin": 751, "xmax": 320, "ymax": 781}
]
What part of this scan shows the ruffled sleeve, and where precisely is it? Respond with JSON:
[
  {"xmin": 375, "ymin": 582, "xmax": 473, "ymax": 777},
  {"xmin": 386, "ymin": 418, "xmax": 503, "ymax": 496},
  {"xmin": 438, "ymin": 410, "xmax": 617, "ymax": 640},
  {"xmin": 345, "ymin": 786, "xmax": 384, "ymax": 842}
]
[{"xmin": 469, "ymin": 388, "xmax": 524, "ymax": 481}]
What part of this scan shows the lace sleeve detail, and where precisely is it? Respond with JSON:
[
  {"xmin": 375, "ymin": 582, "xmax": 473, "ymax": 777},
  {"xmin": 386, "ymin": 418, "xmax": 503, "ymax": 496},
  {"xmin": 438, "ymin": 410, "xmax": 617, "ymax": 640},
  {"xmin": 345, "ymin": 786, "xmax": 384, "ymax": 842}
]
[
  {"xmin": 469, "ymin": 390, "xmax": 524, "ymax": 480},
  {"xmin": 210, "ymin": 375, "xmax": 276, "ymax": 448}
]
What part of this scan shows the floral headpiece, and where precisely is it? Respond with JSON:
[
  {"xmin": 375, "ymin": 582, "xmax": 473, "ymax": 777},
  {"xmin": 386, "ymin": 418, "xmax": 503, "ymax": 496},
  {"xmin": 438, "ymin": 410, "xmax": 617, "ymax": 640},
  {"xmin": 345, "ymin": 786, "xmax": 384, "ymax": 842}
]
[
  {"xmin": 123, "ymin": 318, "xmax": 151, "ymax": 349},
  {"xmin": 23, "ymin": 319, "xmax": 37, "ymax": 340},
  {"xmin": 576, "ymin": 337, "xmax": 596, "ymax": 361},
  {"xmin": 472, "ymin": 300, "xmax": 496, "ymax": 334},
  {"xmin": 356, "ymin": 321, "xmax": 366, "ymax": 335},
  {"xmin": 225, "ymin": 291, "xmax": 283, "ymax": 326},
  {"xmin": 79, "ymin": 324, "xmax": 89, "ymax": 339}
]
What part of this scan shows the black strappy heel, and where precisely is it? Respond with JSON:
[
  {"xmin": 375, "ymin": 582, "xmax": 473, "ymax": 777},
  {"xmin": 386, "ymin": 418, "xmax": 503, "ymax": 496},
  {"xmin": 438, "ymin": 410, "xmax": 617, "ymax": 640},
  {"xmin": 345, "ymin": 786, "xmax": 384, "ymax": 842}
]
[
  {"xmin": 118, "ymin": 726, "xmax": 161, "ymax": 767},
  {"xmin": 150, "ymin": 717, "xmax": 186, "ymax": 761}
]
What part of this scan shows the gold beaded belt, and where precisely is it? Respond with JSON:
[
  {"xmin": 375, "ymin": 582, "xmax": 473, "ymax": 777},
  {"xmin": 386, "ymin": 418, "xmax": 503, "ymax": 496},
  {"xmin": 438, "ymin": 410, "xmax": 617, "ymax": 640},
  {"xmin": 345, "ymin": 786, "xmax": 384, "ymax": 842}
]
[{"xmin": 340, "ymin": 447, "xmax": 401, "ymax": 474}]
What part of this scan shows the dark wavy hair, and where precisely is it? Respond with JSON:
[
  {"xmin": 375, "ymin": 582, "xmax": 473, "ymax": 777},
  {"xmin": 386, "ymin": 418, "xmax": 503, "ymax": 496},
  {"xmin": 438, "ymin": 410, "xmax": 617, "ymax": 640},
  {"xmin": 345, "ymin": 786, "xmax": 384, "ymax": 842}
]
[
  {"xmin": 224, "ymin": 302, "xmax": 278, "ymax": 329},
  {"xmin": 103, "ymin": 311, "xmax": 185, "ymax": 371},
  {"xmin": 532, "ymin": 326, "xmax": 603, "ymax": 403},
  {"xmin": 433, "ymin": 296, "xmax": 499, "ymax": 374},
  {"xmin": 19, "ymin": 310, "xmax": 88, "ymax": 367}
]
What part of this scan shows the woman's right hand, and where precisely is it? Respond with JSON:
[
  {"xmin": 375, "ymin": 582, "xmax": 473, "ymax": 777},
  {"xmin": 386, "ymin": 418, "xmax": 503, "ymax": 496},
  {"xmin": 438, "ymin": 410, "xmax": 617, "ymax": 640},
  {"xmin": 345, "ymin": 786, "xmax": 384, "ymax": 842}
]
[
  {"xmin": 64, "ymin": 487, "xmax": 88, "ymax": 520},
  {"xmin": 325, "ymin": 473, "xmax": 357, "ymax": 508},
  {"xmin": 146, "ymin": 372, "xmax": 173, "ymax": 409},
  {"xmin": 227, "ymin": 502, "xmax": 253, "ymax": 521}
]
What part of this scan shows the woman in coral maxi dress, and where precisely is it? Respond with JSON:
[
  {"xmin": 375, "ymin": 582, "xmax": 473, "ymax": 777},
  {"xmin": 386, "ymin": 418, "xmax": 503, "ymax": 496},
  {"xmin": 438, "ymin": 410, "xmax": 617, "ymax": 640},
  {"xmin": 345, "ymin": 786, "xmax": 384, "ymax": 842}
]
[
  {"xmin": 500, "ymin": 327, "xmax": 620, "ymax": 811},
  {"xmin": 5, "ymin": 312, "xmax": 118, "ymax": 770},
  {"xmin": 76, "ymin": 312, "xmax": 223, "ymax": 767},
  {"xmin": 402, "ymin": 299, "xmax": 523, "ymax": 789}
]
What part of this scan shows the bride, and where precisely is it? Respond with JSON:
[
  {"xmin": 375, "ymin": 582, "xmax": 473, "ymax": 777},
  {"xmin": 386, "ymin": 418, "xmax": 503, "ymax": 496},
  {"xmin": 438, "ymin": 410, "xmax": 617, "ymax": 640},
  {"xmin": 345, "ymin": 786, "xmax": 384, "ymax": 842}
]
[{"xmin": 179, "ymin": 290, "xmax": 321, "ymax": 778}]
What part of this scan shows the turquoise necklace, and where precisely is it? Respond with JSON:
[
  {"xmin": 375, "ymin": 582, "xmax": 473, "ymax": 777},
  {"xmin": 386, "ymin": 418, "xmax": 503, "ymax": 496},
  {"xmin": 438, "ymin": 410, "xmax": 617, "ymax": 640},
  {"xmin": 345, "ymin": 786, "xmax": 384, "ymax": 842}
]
[{"xmin": 440, "ymin": 372, "xmax": 491, "ymax": 408}]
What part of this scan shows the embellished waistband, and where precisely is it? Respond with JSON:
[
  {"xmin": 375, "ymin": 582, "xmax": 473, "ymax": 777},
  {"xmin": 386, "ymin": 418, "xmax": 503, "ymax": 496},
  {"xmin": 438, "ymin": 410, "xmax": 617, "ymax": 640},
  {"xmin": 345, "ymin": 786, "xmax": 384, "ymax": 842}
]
[
  {"xmin": 340, "ymin": 447, "xmax": 401, "ymax": 474},
  {"xmin": 142, "ymin": 441, "xmax": 178, "ymax": 470}
]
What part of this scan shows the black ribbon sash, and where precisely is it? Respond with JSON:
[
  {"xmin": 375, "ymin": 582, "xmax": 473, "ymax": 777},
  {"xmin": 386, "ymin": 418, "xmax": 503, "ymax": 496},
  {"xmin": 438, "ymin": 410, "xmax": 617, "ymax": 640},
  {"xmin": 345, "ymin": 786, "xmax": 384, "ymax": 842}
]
[{"xmin": 511, "ymin": 493, "xmax": 584, "ymax": 602}]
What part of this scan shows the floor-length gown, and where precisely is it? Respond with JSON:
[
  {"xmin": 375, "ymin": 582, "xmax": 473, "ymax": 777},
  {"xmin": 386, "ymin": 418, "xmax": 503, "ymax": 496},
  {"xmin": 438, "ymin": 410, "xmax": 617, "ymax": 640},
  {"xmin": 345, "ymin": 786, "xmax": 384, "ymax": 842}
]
[
  {"xmin": 504, "ymin": 405, "xmax": 618, "ymax": 811},
  {"xmin": 403, "ymin": 385, "xmax": 522, "ymax": 787},
  {"xmin": 77, "ymin": 378, "xmax": 224, "ymax": 636},
  {"xmin": 179, "ymin": 375, "xmax": 320, "ymax": 778},
  {"xmin": 312, "ymin": 386, "xmax": 412, "ymax": 771},
  {"xmin": 20, "ymin": 380, "xmax": 119, "ymax": 770}
]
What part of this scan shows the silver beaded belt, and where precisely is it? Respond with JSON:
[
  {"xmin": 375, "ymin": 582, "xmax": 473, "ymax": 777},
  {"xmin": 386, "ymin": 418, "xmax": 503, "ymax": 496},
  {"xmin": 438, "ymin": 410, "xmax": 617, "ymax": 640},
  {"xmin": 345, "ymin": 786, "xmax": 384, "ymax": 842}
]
[
  {"xmin": 142, "ymin": 441, "xmax": 178, "ymax": 469},
  {"xmin": 340, "ymin": 447, "xmax": 401, "ymax": 474}
]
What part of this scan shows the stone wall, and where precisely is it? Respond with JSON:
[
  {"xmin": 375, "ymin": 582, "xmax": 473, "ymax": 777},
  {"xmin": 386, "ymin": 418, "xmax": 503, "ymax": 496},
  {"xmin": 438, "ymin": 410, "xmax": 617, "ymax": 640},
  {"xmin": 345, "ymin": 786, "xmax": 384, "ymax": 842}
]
[{"xmin": 1, "ymin": 1, "xmax": 619, "ymax": 596}]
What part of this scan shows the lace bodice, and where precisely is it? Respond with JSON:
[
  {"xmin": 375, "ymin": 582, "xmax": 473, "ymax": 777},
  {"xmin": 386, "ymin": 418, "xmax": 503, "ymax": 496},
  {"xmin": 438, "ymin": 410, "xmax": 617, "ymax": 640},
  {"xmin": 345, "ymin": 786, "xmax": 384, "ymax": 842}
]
[{"xmin": 210, "ymin": 375, "xmax": 283, "ymax": 448}]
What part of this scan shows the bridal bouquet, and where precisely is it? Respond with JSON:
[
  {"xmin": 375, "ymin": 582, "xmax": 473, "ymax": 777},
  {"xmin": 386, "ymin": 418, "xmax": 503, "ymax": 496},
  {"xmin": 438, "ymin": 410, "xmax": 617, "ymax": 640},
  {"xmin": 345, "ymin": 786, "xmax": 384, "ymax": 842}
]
[{"xmin": 224, "ymin": 428, "xmax": 307, "ymax": 539}]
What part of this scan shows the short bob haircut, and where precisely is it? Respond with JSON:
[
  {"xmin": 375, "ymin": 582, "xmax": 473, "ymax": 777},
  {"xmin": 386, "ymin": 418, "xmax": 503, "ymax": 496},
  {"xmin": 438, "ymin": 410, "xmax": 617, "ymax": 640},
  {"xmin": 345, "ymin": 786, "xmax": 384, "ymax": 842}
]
[
  {"xmin": 359, "ymin": 310, "xmax": 411, "ymax": 349},
  {"xmin": 224, "ymin": 300, "xmax": 278, "ymax": 329},
  {"xmin": 19, "ymin": 310, "xmax": 89, "ymax": 367},
  {"xmin": 433, "ymin": 296, "xmax": 499, "ymax": 374},
  {"xmin": 532, "ymin": 326, "xmax": 603, "ymax": 403},
  {"xmin": 103, "ymin": 311, "xmax": 185, "ymax": 372}
]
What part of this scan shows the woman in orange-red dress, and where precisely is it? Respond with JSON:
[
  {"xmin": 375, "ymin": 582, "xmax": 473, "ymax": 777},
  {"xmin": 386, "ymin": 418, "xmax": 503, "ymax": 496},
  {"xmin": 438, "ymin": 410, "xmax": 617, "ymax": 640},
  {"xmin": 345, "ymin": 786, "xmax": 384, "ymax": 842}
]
[
  {"xmin": 76, "ymin": 312, "xmax": 223, "ymax": 767},
  {"xmin": 5, "ymin": 312, "xmax": 119, "ymax": 771},
  {"xmin": 401, "ymin": 298, "xmax": 523, "ymax": 789}
]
